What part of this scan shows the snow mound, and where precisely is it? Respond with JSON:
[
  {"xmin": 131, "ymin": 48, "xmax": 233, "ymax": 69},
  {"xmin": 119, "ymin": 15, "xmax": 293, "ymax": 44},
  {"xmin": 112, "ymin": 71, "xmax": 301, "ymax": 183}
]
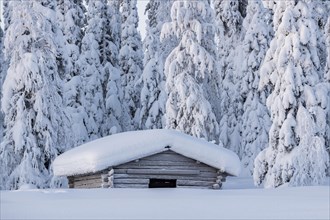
[
  {"xmin": 53, "ymin": 129, "xmax": 241, "ymax": 176},
  {"xmin": 18, "ymin": 184, "xmax": 37, "ymax": 191}
]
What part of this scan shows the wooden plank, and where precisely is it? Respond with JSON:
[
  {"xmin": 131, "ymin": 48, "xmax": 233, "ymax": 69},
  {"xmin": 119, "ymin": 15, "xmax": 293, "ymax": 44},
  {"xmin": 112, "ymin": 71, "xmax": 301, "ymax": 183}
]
[
  {"xmin": 177, "ymin": 185, "xmax": 211, "ymax": 189},
  {"xmin": 126, "ymin": 169, "xmax": 200, "ymax": 175},
  {"xmin": 115, "ymin": 165, "xmax": 216, "ymax": 173},
  {"xmin": 74, "ymin": 173, "xmax": 106, "ymax": 181},
  {"xmin": 74, "ymin": 170, "xmax": 108, "ymax": 179},
  {"xmin": 114, "ymin": 169, "xmax": 217, "ymax": 177},
  {"xmin": 114, "ymin": 179, "xmax": 214, "ymax": 187},
  {"xmin": 160, "ymin": 150, "xmax": 177, "ymax": 154},
  {"xmin": 74, "ymin": 178, "xmax": 102, "ymax": 186},
  {"xmin": 74, "ymin": 181, "xmax": 102, "ymax": 188},
  {"xmin": 113, "ymin": 150, "xmax": 218, "ymax": 174},
  {"xmin": 177, "ymin": 180, "xmax": 214, "ymax": 187},
  {"xmin": 114, "ymin": 179, "xmax": 149, "ymax": 184},
  {"xmin": 74, "ymin": 175, "xmax": 103, "ymax": 182},
  {"xmin": 74, "ymin": 175, "xmax": 102, "ymax": 182},
  {"xmin": 74, "ymin": 182, "xmax": 102, "ymax": 188},
  {"xmin": 113, "ymin": 174, "xmax": 216, "ymax": 181},
  {"xmin": 114, "ymin": 184, "xmax": 148, "ymax": 188},
  {"xmin": 142, "ymin": 153, "xmax": 196, "ymax": 163},
  {"xmin": 74, "ymin": 184, "xmax": 102, "ymax": 189},
  {"xmin": 116, "ymin": 160, "xmax": 214, "ymax": 168}
]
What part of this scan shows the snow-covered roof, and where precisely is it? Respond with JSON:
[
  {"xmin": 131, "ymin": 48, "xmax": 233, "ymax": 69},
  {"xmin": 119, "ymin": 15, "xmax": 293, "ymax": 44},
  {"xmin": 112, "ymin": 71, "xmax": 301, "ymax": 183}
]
[{"xmin": 53, "ymin": 129, "xmax": 241, "ymax": 177}]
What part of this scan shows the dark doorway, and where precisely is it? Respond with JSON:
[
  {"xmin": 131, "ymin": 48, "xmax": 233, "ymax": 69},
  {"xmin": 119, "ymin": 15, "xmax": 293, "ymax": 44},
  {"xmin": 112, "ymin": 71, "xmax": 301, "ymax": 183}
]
[{"xmin": 149, "ymin": 179, "xmax": 177, "ymax": 188}]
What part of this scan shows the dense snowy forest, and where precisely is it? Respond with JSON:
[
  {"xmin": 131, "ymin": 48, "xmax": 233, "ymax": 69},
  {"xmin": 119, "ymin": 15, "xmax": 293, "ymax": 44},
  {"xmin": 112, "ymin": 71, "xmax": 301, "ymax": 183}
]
[{"xmin": 0, "ymin": 0, "xmax": 329, "ymax": 190}]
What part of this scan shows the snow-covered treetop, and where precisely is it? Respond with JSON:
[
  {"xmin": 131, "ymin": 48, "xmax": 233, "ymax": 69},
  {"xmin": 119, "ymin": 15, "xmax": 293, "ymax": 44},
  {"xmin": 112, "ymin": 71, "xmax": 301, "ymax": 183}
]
[
  {"xmin": 161, "ymin": 1, "xmax": 214, "ymax": 44},
  {"xmin": 53, "ymin": 129, "xmax": 241, "ymax": 177}
]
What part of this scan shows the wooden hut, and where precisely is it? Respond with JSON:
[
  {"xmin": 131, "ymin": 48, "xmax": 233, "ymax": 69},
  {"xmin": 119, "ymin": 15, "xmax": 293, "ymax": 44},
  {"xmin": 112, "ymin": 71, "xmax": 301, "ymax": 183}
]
[{"xmin": 53, "ymin": 129, "xmax": 241, "ymax": 189}]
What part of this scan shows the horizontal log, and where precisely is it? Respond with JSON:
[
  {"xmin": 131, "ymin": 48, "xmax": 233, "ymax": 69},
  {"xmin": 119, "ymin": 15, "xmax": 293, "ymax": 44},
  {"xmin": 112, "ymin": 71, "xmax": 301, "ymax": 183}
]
[
  {"xmin": 72, "ymin": 170, "xmax": 108, "ymax": 179},
  {"xmin": 114, "ymin": 178, "xmax": 215, "ymax": 186},
  {"xmin": 73, "ymin": 183, "xmax": 102, "ymax": 188},
  {"xmin": 74, "ymin": 184, "xmax": 101, "ymax": 189},
  {"xmin": 116, "ymin": 160, "xmax": 216, "ymax": 169},
  {"xmin": 74, "ymin": 173, "xmax": 104, "ymax": 181},
  {"xmin": 114, "ymin": 179, "xmax": 150, "ymax": 184},
  {"xmin": 74, "ymin": 178, "xmax": 102, "ymax": 186},
  {"xmin": 177, "ymin": 180, "xmax": 214, "ymax": 187},
  {"xmin": 126, "ymin": 169, "xmax": 200, "ymax": 175},
  {"xmin": 142, "ymin": 153, "xmax": 196, "ymax": 163},
  {"xmin": 115, "ymin": 165, "xmax": 216, "ymax": 173},
  {"xmin": 114, "ymin": 184, "xmax": 148, "ymax": 188},
  {"xmin": 177, "ymin": 185, "xmax": 211, "ymax": 189},
  {"xmin": 114, "ymin": 169, "xmax": 217, "ymax": 177},
  {"xmin": 113, "ymin": 174, "xmax": 216, "ymax": 181},
  {"xmin": 74, "ymin": 181, "xmax": 102, "ymax": 188}
]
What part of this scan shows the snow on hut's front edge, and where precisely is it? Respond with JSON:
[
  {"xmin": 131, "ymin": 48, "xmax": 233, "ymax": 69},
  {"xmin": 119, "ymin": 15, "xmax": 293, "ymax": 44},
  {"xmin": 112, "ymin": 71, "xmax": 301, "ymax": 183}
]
[{"xmin": 53, "ymin": 129, "xmax": 241, "ymax": 177}]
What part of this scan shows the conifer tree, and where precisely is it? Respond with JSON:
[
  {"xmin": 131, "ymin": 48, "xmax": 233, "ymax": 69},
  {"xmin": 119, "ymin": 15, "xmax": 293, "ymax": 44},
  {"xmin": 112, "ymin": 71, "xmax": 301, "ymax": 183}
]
[
  {"xmin": 2, "ymin": 0, "xmax": 17, "ymax": 32},
  {"xmin": 138, "ymin": 0, "xmax": 170, "ymax": 129},
  {"xmin": 254, "ymin": 0, "xmax": 329, "ymax": 188},
  {"xmin": 119, "ymin": 0, "xmax": 144, "ymax": 131},
  {"xmin": 56, "ymin": 0, "xmax": 88, "ymax": 147},
  {"xmin": 311, "ymin": 0, "xmax": 329, "ymax": 74},
  {"xmin": 157, "ymin": 0, "xmax": 176, "ymax": 62},
  {"xmin": 213, "ymin": 0, "xmax": 245, "ymax": 153},
  {"xmin": 78, "ymin": 0, "xmax": 107, "ymax": 141},
  {"xmin": 0, "ymin": 19, "xmax": 4, "ymax": 139},
  {"xmin": 324, "ymin": 17, "xmax": 330, "ymax": 167},
  {"xmin": 161, "ymin": 0, "xmax": 219, "ymax": 141},
  {"xmin": 0, "ymin": 0, "xmax": 15, "ymax": 88},
  {"xmin": 0, "ymin": 0, "xmax": 68, "ymax": 189},
  {"xmin": 239, "ymin": 0, "xmax": 273, "ymax": 175},
  {"xmin": 103, "ymin": 0, "xmax": 123, "ymax": 136},
  {"xmin": 325, "ymin": 17, "xmax": 330, "ymax": 81}
]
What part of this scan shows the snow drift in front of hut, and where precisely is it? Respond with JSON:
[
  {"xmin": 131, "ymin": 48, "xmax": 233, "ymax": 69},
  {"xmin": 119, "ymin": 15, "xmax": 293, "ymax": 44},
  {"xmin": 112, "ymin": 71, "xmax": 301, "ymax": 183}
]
[
  {"xmin": 53, "ymin": 129, "xmax": 241, "ymax": 177},
  {"xmin": 2, "ymin": 177, "xmax": 329, "ymax": 219}
]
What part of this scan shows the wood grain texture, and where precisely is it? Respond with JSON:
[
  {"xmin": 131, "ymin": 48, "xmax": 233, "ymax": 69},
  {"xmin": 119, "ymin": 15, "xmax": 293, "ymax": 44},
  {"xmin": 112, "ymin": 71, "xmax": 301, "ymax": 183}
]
[{"xmin": 70, "ymin": 150, "xmax": 227, "ymax": 189}]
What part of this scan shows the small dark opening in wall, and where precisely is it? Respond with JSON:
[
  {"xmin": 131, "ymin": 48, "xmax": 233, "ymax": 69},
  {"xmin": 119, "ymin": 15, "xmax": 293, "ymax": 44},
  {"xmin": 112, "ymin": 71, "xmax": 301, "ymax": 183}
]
[{"xmin": 149, "ymin": 179, "xmax": 177, "ymax": 188}]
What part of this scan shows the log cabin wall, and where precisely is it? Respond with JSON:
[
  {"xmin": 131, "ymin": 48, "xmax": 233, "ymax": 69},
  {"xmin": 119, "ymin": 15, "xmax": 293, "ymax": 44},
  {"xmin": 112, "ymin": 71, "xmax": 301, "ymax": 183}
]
[
  {"xmin": 113, "ymin": 150, "xmax": 224, "ymax": 189},
  {"xmin": 68, "ymin": 150, "xmax": 227, "ymax": 189},
  {"xmin": 68, "ymin": 170, "xmax": 108, "ymax": 189}
]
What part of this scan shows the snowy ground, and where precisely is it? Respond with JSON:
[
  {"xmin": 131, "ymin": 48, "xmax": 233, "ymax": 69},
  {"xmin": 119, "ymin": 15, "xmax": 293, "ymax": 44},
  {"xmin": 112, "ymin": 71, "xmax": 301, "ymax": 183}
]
[{"xmin": 1, "ymin": 177, "xmax": 329, "ymax": 220}]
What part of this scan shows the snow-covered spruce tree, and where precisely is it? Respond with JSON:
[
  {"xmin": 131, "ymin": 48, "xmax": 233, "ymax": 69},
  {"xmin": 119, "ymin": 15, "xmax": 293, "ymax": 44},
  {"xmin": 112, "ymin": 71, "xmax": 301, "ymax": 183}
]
[
  {"xmin": 254, "ymin": 1, "xmax": 329, "ymax": 188},
  {"xmin": 0, "ymin": 0, "xmax": 15, "ymax": 86},
  {"xmin": 56, "ymin": 0, "xmax": 88, "ymax": 147},
  {"xmin": 78, "ymin": 0, "xmax": 107, "ymax": 141},
  {"xmin": 161, "ymin": 0, "xmax": 219, "ymax": 141},
  {"xmin": 138, "ymin": 0, "xmax": 168, "ymax": 130},
  {"xmin": 119, "ymin": 0, "xmax": 144, "ymax": 131},
  {"xmin": 0, "ymin": 0, "xmax": 15, "ymax": 141},
  {"xmin": 0, "ymin": 1, "xmax": 68, "ymax": 189},
  {"xmin": 213, "ymin": 0, "xmax": 246, "ymax": 154},
  {"xmin": 2, "ymin": 0, "xmax": 18, "ymax": 32},
  {"xmin": 156, "ymin": 0, "xmax": 176, "ymax": 63},
  {"xmin": 239, "ymin": 0, "xmax": 273, "ymax": 175},
  {"xmin": 56, "ymin": 0, "xmax": 85, "ymax": 81},
  {"xmin": 311, "ymin": 0, "xmax": 330, "ymax": 73},
  {"xmin": 325, "ymin": 17, "xmax": 330, "ymax": 81},
  {"xmin": 0, "ymin": 20, "xmax": 4, "ymax": 140},
  {"xmin": 103, "ymin": 0, "xmax": 123, "ymax": 136},
  {"xmin": 324, "ymin": 17, "xmax": 330, "ymax": 166}
]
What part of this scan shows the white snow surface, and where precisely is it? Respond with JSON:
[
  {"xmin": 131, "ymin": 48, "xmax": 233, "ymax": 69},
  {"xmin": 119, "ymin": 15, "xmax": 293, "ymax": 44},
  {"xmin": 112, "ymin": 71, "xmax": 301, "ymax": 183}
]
[
  {"xmin": 53, "ymin": 129, "xmax": 241, "ymax": 176},
  {"xmin": 1, "ymin": 177, "xmax": 329, "ymax": 220}
]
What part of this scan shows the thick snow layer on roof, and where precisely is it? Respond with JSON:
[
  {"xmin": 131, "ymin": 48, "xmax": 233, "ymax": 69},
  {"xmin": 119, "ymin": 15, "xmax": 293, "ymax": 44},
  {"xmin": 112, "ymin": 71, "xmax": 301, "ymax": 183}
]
[{"xmin": 53, "ymin": 129, "xmax": 241, "ymax": 176}]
